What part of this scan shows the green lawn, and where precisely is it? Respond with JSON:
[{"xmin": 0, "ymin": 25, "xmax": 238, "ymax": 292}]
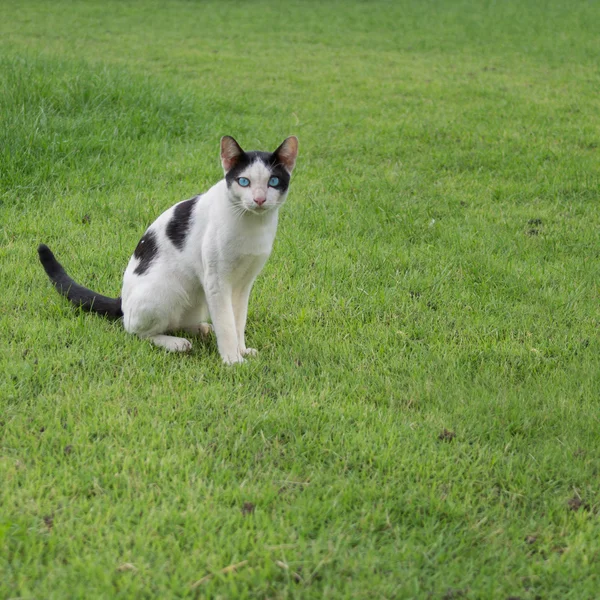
[{"xmin": 1, "ymin": 1, "xmax": 599, "ymax": 597}]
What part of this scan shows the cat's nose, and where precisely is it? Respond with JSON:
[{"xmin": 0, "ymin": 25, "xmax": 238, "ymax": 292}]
[{"xmin": 254, "ymin": 196, "xmax": 266, "ymax": 206}]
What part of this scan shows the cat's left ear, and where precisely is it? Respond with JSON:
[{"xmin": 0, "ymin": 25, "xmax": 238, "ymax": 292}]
[
  {"xmin": 221, "ymin": 136, "xmax": 245, "ymax": 172},
  {"xmin": 274, "ymin": 136, "xmax": 299, "ymax": 173}
]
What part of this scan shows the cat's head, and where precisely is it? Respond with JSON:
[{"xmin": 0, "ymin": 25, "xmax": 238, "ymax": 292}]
[{"xmin": 220, "ymin": 136, "xmax": 298, "ymax": 214}]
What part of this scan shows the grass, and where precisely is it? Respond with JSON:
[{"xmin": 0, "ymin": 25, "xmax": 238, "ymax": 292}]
[{"xmin": 1, "ymin": 0, "xmax": 599, "ymax": 597}]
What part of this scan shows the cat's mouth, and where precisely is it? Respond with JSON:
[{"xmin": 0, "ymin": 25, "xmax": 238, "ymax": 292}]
[{"xmin": 246, "ymin": 204, "xmax": 269, "ymax": 214}]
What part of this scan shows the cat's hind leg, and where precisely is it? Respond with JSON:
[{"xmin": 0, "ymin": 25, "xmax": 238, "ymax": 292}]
[
  {"xmin": 180, "ymin": 301, "xmax": 213, "ymax": 339},
  {"xmin": 123, "ymin": 302, "xmax": 193, "ymax": 353},
  {"xmin": 147, "ymin": 334, "xmax": 192, "ymax": 352},
  {"xmin": 194, "ymin": 323, "xmax": 214, "ymax": 338}
]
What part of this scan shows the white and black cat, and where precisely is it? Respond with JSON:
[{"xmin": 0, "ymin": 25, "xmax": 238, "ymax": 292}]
[{"xmin": 38, "ymin": 135, "xmax": 299, "ymax": 364}]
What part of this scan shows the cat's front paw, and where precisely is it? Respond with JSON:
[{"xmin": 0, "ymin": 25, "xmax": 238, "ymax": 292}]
[
  {"xmin": 221, "ymin": 351, "xmax": 245, "ymax": 365},
  {"xmin": 242, "ymin": 348, "xmax": 258, "ymax": 357}
]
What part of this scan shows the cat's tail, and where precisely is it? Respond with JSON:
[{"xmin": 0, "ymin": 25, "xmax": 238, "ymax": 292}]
[{"xmin": 37, "ymin": 244, "xmax": 123, "ymax": 319}]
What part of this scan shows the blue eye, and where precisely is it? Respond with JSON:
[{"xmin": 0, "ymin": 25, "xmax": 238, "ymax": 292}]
[
  {"xmin": 268, "ymin": 176, "xmax": 280, "ymax": 187},
  {"xmin": 237, "ymin": 177, "xmax": 250, "ymax": 187}
]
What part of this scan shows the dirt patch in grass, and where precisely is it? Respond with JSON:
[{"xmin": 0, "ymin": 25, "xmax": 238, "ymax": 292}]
[
  {"xmin": 241, "ymin": 502, "xmax": 255, "ymax": 516},
  {"xmin": 568, "ymin": 496, "xmax": 590, "ymax": 512},
  {"xmin": 438, "ymin": 429, "xmax": 456, "ymax": 442}
]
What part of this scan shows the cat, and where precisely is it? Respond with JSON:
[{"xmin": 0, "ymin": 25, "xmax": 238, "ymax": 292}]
[{"xmin": 38, "ymin": 135, "xmax": 298, "ymax": 364}]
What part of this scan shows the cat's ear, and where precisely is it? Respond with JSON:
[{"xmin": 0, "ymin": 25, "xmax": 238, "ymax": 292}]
[
  {"xmin": 220, "ymin": 136, "xmax": 244, "ymax": 172},
  {"xmin": 274, "ymin": 136, "xmax": 299, "ymax": 173}
]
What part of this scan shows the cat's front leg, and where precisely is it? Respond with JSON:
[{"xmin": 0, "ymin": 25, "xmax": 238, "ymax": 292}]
[
  {"xmin": 233, "ymin": 282, "xmax": 257, "ymax": 357},
  {"xmin": 205, "ymin": 281, "xmax": 244, "ymax": 365}
]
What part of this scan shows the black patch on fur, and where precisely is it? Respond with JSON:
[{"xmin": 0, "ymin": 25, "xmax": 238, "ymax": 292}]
[
  {"xmin": 166, "ymin": 196, "xmax": 198, "ymax": 250},
  {"xmin": 133, "ymin": 230, "xmax": 158, "ymax": 275},
  {"xmin": 37, "ymin": 244, "xmax": 123, "ymax": 319},
  {"xmin": 225, "ymin": 151, "xmax": 291, "ymax": 192}
]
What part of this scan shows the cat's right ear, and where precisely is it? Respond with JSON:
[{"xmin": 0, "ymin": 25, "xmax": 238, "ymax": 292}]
[{"xmin": 220, "ymin": 136, "xmax": 244, "ymax": 172}]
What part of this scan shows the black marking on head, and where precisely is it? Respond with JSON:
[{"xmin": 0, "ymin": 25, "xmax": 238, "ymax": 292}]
[
  {"xmin": 133, "ymin": 229, "xmax": 158, "ymax": 275},
  {"xmin": 166, "ymin": 196, "xmax": 198, "ymax": 250},
  {"xmin": 224, "ymin": 151, "xmax": 291, "ymax": 192}
]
